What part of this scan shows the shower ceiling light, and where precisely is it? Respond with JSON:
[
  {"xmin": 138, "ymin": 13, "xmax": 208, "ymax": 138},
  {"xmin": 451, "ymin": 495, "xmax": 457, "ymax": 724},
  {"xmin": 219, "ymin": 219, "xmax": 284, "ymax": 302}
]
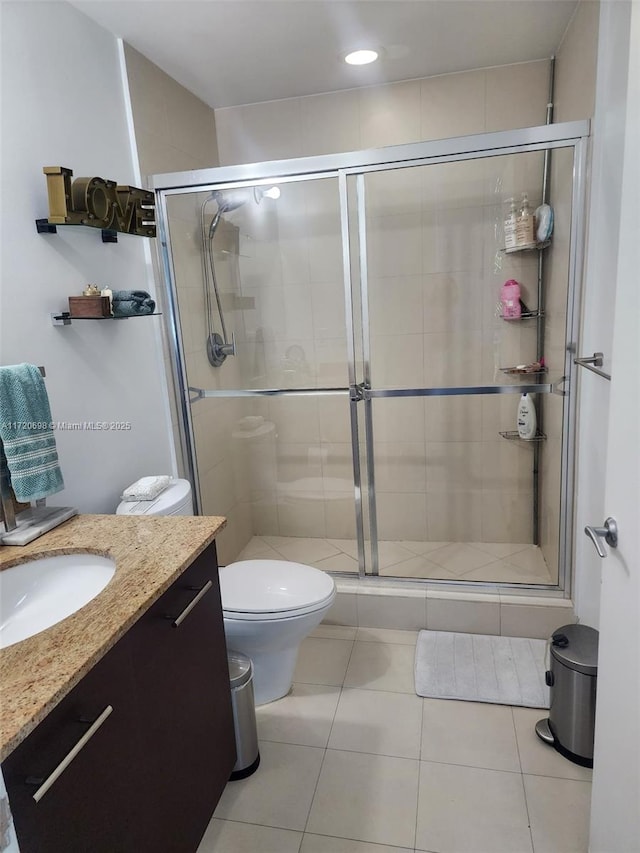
[
  {"xmin": 344, "ymin": 49, "xmax": 379, "ymax": 66},
  {"xmin": 254, "ymin": 185, "xmax": 281, "ymax": 203}
]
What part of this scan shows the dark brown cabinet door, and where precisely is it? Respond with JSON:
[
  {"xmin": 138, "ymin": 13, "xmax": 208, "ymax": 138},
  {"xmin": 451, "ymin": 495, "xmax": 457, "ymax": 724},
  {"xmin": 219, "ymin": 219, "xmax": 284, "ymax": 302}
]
[
  {"xmin": 129, "ymin": 541, "xmax": 236, "ymax": 852},
  {"xmin": 2, "ymin": 635, "xmax": 144, "ymax": 853}
]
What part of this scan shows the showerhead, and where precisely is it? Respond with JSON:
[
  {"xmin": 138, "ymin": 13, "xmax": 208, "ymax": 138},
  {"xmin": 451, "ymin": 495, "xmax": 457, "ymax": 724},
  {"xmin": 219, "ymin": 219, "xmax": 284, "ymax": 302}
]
[
  {"xmin": 206, "ymin": 185, "xmax": 279, "ymax": 238},
  {"xmin": 206, "ymin": 189, "xmax": 249, "ymax": 238},
  {"xmin": 210, "ymin": 189, "xmax": 250, "ymax": 214}
]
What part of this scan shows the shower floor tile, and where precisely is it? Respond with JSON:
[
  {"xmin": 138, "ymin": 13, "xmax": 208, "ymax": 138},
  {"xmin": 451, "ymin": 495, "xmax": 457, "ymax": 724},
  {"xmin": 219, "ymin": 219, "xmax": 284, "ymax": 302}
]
[{"xmin": 236, "ymin": 536, "xmax": 553, "ymax": 584}]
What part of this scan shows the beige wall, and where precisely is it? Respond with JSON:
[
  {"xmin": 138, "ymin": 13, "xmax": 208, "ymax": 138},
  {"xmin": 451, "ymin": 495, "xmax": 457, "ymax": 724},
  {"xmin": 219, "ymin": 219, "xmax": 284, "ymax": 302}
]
[
  {"xmin": 124, "ymin": 44, "xmax": 253, "ymax": 563},
  {"xmin": 554, "ymin": 0, "xmax": 600, "ymax": 124},
  {"xmin": 125, "ymin": 44, "xmax": 219, "ymax": 175},
  {"xmin": 215, "ymin": 61, "xmax": 550, "ymax": 165}
]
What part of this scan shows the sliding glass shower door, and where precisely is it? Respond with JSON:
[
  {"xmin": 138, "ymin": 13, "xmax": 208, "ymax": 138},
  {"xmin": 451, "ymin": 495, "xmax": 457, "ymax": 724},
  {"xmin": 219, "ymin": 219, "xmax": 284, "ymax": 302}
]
[
  {"xmin": 346, "ymin": 144, "xmax": 580, "ymax": 586},
  {"xmin": 162, "ymin": 175, "xmax": 363, "ymax": 568},
  {"xmin": 155, "ymin": 121, "xmax": 587, "ymax": 591}
]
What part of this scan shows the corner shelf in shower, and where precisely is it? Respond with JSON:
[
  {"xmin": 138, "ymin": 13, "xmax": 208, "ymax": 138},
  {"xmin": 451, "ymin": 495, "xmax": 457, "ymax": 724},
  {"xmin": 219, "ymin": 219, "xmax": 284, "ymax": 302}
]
[
  {"xmin": 500, "ymin": 366, "xmax": 548, "ymax": 376},
  {"xmin": 501, "ymin": 240, "xmax": 551, "ymax": 254},
  {"xmin": 500, "ymin": 310, "xmax": 544, "ymax": 321},
  {"xmin": 499, "ymin": 429, "xmax": 547, "ymax": 442},
  {"xmin": 50, "ymin": 312, "xmax": 162, "ymax": 327}
]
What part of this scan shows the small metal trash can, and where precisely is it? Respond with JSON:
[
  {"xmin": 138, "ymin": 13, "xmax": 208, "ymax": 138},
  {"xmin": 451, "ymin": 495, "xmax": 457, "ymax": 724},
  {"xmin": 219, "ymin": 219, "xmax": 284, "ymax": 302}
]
[
  {"xmin": 536, "ymin": 624, "xmax": 599, "ymax": 767},
  {"xmin": 228, "ymin": 651, "xmax": 260, "ymax": 780}
]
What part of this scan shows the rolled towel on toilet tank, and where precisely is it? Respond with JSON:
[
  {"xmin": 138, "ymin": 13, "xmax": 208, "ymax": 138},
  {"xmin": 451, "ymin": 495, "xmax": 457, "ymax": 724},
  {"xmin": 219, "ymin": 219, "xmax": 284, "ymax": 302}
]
[
  {"xmin": 111, "ymin": 290, "xmax": 156, "ymax": 317},
  {"xmin": 121, "ymin": 475, "xmax": 171, "ymax": 501}
]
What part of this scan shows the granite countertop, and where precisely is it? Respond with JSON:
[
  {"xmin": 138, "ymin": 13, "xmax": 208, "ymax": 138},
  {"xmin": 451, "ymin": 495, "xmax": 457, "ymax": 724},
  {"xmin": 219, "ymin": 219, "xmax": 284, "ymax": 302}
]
[{"xmin": 0, "ymin": 513, "xmax": 226, "ymax": 761}]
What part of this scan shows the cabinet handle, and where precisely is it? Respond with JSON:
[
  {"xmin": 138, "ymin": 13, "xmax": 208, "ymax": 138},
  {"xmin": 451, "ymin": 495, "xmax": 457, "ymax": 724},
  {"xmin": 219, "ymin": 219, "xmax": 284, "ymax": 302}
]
[
  {"xmin": 31, "ymin": 705, "xmax": 113, "ymax": 803},
  {"xmin": 171, "ymin": 580, "xmax": 213, "ymax": 627}
]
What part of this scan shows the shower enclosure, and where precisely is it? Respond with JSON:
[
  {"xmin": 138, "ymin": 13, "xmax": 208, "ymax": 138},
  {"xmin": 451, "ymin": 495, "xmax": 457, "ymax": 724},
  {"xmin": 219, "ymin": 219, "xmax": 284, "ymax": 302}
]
[{"xmin": 153, "ymin": 120, "xmax": 589, "ymax": 594}]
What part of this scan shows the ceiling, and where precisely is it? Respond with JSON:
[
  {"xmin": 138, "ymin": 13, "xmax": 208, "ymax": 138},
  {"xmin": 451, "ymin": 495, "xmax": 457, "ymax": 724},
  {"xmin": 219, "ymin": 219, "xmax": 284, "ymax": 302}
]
[{"xmin": 71, "ymin": 0, "xmax": 579, "ymax": 109}]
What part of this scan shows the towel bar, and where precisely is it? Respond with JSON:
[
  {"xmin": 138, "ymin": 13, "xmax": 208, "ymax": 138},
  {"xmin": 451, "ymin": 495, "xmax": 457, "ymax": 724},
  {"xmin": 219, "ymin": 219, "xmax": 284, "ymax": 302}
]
[{"xmin": 574, "ymin": 352, "xmax": 611, "ymax": 381}]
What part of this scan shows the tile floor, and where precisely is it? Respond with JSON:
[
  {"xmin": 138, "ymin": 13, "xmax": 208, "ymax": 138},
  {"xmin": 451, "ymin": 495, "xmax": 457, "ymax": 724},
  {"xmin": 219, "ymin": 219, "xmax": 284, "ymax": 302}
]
[
  {"xmin": 236, "ymin": 536, "xmax": 554, "ymax": 585},
  {"xmin": 198, "ymin": 626, "xmax": 591, "ymax": 853}
]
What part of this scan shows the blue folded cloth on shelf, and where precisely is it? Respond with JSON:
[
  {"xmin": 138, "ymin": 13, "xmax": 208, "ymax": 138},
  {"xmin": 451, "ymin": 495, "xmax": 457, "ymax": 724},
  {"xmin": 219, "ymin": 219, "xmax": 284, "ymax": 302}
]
[
  {"xmin": 111, "ymin": 290, "xmax": 156, "ymax": 317},
  {"xmin": 0, "ymin": 363, "xmax": 64, "ymax": 502}
]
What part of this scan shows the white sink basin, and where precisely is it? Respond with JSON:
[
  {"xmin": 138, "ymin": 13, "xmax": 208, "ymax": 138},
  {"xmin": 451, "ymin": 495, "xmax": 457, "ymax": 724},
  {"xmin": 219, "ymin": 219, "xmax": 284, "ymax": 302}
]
[{"xmin": 0, "ymin": 554, "xmax": 116, "ymax": 649}]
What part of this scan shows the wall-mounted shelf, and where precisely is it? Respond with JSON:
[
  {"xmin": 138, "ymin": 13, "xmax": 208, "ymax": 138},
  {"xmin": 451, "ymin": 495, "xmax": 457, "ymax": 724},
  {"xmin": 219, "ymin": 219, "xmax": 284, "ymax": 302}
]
[
  {"xmin": 499, "ymin": 429, "xmax": 547, "ymax": 442},
  {"xmin": 51, "ymin": 312, "xmax": 161, "ymax": 326},
  {"xmin": 36, "ymin": 219, "xmax": 118, "ymax": 243}
]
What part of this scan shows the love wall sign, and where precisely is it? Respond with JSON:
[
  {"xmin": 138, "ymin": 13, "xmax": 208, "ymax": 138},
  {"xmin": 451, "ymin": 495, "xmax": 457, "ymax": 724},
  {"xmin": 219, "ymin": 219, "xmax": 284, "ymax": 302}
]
[{"xmin": 43, "ymin": 166, "xmax": 156, "ymax": 237}]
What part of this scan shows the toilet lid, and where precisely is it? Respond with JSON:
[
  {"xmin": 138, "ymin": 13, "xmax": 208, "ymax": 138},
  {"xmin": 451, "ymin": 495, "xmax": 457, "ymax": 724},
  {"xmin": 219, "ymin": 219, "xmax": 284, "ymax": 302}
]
[
  {"xmin": 220, "ymin": 560, "xmax": 335, "ymax": 616},
  {"xmin": 116, "ymin": 479, "xmax": 191, "ymax": 515}
]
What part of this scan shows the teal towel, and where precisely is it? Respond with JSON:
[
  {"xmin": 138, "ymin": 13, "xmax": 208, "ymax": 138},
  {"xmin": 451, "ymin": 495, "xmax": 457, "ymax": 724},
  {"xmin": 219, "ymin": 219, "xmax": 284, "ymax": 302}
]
[
  {"xmin": 0, "ymin": 444, "xmax": 11, "ymax": 493},
  {"xmin": 112, "ymin": 290, "xmax": 156, "ymax": 317},
  {"xmin": 0, "ymin": 364, "xmax": 64, "ymax": 502}
]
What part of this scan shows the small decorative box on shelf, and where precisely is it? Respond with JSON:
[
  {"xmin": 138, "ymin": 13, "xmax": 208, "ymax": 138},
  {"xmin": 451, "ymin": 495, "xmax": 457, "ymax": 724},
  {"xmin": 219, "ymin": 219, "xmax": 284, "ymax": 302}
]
[{"xmin": 68, "ymin": 296, "xmax": 112, "ymax": 318}]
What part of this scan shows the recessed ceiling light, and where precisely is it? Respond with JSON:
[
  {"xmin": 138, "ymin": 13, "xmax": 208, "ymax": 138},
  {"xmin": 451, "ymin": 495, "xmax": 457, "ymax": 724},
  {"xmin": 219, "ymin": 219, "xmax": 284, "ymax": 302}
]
[{"xmin": 344, "ymin": 49, "xmax": 379, "ymax": 66}]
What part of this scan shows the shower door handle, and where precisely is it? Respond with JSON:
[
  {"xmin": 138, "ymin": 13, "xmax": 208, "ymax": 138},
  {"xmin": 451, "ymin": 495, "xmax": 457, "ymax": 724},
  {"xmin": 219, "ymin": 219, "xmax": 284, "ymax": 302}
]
[{"xmin": 584, "ymin": 517, "xmax": 618, "ymax": 558}]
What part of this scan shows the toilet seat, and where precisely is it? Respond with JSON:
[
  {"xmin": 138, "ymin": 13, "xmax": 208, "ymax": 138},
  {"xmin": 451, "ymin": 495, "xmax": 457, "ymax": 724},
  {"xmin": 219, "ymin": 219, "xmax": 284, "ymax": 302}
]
[{"xmin": 220, "ymin": 560, "xmax": 336, "ymax": 622}]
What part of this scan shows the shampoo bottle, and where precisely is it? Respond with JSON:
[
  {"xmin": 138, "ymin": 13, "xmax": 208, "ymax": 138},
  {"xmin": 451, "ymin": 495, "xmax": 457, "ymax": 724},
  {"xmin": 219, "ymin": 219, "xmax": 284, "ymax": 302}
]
[
  {"xmin": 517, "ymin": 393, "xmax": 537, "ymax": 439},
  {"xmin": 516, "ymin": 192, "xmax": 535, "ymax": 247},
  {"xmin": 504, "ymin": 198, "xmax": 518, "ymax": 250}
]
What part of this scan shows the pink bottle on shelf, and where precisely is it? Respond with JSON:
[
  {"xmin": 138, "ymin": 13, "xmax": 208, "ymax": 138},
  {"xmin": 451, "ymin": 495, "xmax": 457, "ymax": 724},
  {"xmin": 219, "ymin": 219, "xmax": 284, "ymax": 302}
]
[{"xmin": 500, "ymin": 279, "xmax": 521, "ymax": 319}]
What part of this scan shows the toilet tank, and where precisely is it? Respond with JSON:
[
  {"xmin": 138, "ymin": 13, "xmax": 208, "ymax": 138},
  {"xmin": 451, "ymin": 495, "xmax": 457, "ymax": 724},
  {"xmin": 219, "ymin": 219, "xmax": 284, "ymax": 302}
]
[{"xmin": 116, "ymin": 479, "xmax": 193, "ymax": 516}]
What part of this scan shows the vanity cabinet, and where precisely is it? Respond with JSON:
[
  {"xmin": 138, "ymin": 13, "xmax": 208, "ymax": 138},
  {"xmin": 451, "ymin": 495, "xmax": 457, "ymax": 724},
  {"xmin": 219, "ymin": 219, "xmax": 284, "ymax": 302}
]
[
  {"xmin": 2, "ymin": 541, "xmax": 235, "ymax": 853},
  {"xmin": 131, "ymin": 544, "xmax": 235, "ymax": 851}
]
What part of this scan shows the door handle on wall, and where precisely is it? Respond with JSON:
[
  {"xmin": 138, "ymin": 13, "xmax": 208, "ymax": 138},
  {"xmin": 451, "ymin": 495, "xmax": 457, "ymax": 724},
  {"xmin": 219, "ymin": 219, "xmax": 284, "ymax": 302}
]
[{"xmin": 584, "ymin": 517, "xmax": 618, "ymax": 557}]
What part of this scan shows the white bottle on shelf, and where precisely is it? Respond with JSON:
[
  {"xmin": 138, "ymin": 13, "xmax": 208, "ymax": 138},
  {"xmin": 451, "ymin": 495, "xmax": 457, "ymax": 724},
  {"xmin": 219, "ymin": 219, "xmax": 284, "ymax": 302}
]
[
  {"xmin": 504, "ymin": 198, "xmax": 518, "ymax": 250},
  {"xmin": 517, "ymin": 393, "xmax": 537, "ymax": 439},
  {"xmin": 516, "ymin": 192, "xmax": 535, "ymax": 247}
]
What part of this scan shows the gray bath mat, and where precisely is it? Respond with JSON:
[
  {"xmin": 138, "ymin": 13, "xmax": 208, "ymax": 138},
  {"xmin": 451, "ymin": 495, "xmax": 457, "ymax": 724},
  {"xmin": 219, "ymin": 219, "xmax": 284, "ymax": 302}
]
[{"xmin": 415, "ymin": 630, "xmax": 550, "ymax": 709}]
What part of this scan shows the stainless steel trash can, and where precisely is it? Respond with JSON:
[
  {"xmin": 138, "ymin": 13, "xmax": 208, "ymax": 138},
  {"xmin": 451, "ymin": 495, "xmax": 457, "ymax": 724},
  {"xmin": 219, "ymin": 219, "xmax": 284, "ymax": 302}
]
[
  {"xmin": 228, "ymin": 651, "xmax": 260, "ymax": 780},
  {"xmin": 535, "ymin": 624, "xmax": 599, "ymax": 767}
]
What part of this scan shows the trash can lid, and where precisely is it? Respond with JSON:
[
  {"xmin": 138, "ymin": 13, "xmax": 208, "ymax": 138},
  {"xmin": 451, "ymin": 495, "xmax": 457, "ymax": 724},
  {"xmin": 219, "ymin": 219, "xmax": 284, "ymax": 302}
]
[
  {"xmin": 228, "ymin": 650, "xmax": 253, "ymax": 688},
  {"xmin": 550, "ymin": 624, "xmax": 599, "ymax": 676}
]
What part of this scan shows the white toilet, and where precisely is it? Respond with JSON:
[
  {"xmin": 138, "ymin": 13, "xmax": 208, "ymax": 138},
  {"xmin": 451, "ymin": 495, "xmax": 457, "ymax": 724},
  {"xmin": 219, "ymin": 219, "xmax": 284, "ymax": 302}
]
[
  {"xmin": 219, "ymin": 560, "xmax": 336, "ymax": 705},
  {"xmin": 116, "ymin": 479, "xmax": 336, "ymax": 705}
]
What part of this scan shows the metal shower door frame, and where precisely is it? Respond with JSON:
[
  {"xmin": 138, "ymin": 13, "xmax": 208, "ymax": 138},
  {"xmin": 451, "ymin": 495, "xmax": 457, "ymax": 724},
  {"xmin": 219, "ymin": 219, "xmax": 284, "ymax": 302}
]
[
  {"xmin": 152, "ymin": 119, "xmax": 589, "ymax": 593},
  {"xmin": 339, "ymin": 126, "xmax": 589, "ymax": 592}
]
